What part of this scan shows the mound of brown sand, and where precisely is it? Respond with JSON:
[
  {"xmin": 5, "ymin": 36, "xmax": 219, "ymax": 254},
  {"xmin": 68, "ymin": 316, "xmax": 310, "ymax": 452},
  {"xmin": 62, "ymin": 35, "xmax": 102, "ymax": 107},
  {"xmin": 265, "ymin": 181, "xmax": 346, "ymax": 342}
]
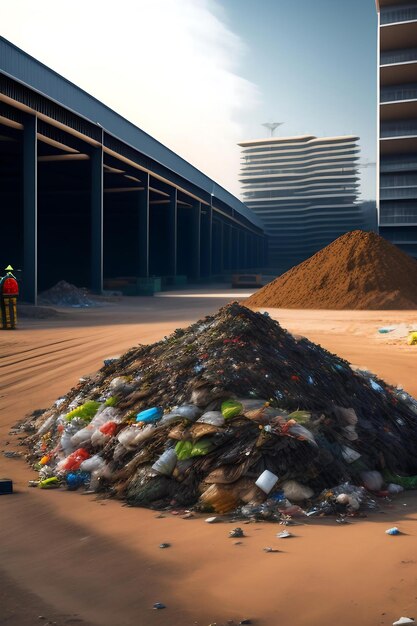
[{"xmin": 246, "ymin": 230, "xmax": 417, "ymax": 310}]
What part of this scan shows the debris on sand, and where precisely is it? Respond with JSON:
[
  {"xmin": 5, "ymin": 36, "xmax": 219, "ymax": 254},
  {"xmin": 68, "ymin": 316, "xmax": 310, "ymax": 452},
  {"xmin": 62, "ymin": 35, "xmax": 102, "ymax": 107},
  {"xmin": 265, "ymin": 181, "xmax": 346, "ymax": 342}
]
[
  {"xmin": 38, "ymin": 281, "xmax": 98, "ymax": 307},
  {"xmin": 21, "ymin": 303, "xmax": 417, "ymax": 518}
]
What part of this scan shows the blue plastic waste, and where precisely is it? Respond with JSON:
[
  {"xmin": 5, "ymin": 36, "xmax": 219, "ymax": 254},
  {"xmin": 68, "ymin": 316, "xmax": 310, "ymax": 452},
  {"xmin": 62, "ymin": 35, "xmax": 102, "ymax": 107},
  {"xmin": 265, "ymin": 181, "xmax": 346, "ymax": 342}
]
[
  {"xmin": 66, "ymin": 471, "xmax": 90, "ymax": 490},
  {"xmin": 136, "ymin": 406, "xmax": 163, "ymax": 423},
  {"xmin": 385, "ymin": 526, "xmax": 400, "ymax": 535},
  {"xmin": 370, "ymin": 380, "xmax": 384, "ymax": 393}
]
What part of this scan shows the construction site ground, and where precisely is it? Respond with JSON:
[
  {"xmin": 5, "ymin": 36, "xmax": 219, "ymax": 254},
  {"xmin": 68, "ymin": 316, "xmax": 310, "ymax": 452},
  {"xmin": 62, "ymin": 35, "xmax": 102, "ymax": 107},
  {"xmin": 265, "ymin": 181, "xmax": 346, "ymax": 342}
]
[{"xmin": 1, "ymin": 287, "xmax": 417, "ymax": 626}]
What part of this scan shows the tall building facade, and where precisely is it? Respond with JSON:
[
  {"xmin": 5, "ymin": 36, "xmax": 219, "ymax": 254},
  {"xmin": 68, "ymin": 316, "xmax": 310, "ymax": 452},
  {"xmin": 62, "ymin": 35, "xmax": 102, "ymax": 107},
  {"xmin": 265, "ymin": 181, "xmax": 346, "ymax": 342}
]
[
  {"xmin": 239, "ymin": 135, "xmax": 363, "ymax": 271},
  {"xmin": 377, "ymin": 1, "xmax": 417, "ymax": 260}
]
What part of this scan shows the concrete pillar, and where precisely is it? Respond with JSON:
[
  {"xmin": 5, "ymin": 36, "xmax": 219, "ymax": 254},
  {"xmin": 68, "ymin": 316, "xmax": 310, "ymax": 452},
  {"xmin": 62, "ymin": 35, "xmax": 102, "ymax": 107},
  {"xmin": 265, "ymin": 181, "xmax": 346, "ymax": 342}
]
[
  {"xmin": 91, "ymin": 144, "xmax": 103, "ymax": 293},
  {"xmin": 23, "ymin": 114, "xmax": 37, "ymax": 304},
  {"xmin": 138, "ymin": 172, "xmax": 149, "ymax": 277}
]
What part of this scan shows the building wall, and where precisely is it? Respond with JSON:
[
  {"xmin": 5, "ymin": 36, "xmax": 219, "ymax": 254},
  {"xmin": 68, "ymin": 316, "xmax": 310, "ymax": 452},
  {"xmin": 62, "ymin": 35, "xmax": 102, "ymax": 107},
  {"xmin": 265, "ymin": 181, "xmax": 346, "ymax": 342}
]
[
  {"xmin": 239, "ymin": 135, "xmax": 367, "ymax": 272},
  {"xmin": 378, "ymin": 0, "xmax": 417, "ymax": 260},
  {"xmin": 0, "ymin": 38, "xmax": 267, "ymax": 302}
]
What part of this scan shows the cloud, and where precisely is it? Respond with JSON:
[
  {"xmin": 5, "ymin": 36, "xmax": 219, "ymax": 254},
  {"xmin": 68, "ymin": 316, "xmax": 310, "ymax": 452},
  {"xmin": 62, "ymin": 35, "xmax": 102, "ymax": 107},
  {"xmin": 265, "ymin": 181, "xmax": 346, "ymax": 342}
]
[{"xmin": 2, "ymin": 0, "xmax": 260, "ymax": 197}]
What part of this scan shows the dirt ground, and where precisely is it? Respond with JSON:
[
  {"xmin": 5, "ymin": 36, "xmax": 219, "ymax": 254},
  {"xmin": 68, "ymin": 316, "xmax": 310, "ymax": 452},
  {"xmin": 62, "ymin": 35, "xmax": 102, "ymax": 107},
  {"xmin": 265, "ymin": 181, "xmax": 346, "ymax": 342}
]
[{"xmin": 1, "ymin": 289, "xmax": 417, "ymax": 626}]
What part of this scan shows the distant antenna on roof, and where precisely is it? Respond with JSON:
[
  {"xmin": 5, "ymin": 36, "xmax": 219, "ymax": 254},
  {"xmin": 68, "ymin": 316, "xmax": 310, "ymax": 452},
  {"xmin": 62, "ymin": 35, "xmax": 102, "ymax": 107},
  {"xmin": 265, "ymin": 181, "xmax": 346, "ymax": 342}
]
[{"xmin": 262, "ymin": 122, "xmax": 283, "ymax": 137}]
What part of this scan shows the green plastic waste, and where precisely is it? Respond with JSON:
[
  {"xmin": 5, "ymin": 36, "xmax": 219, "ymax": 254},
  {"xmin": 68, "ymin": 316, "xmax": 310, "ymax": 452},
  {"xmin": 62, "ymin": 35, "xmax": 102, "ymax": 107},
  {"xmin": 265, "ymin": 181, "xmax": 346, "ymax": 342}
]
[
  {"xmin": 221, "ymin": 400, "xmax": 243, "ymax": 420},
  {"xmin": 383, "ymin": 470, "xmax": 417, "ymax": 490},
  {"xmin": 65, "ymin": 401, "xmax": 100, "ymax": 422},
  {"xmin": 39, "ymin": 477, "xmax": 60, "ymax": 489},
  {"xmin": 288, "ymin": 410, "xmax": 311, "ymax": 425},
  {"xmin": 190, "ymin": 437, "xmax": 214, "ymax": 457},
  {"xmin": 175, "ymin": 440, "xmax": 193, "ymax": 461},
  {"xmin": 175, "ymin": 438, "xmax": 214, "ymax": 460}
]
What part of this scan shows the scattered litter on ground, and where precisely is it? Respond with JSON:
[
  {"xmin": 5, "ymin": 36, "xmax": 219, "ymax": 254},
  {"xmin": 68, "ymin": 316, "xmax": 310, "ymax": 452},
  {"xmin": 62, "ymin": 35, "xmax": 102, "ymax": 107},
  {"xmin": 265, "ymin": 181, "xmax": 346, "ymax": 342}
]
[
  {"xmin": 229, "ymin": 528, "xmax": 245, "ymax": 538},
  {"xmin": 153, "ymin": 602, "xmax": 166, "ymax": 610},
  {"xmin": 38, "ymin": 281, "xmax": 100, "ymax": 308},
  {"xmin": 245, "ymin": 230, "xmax": 417, "ymax": 310},
  {"xmin": 159, "ymin": 543, "xmax": 170, "ymax": 549},
  {"xmin": 3, "ymin": 451, "xmax": 22, "ymax": 459},
  {"xmin": 385, "ymin": 526, "xmax": 401, "ymax": 535},
  {"xmin": 393, "ymin": 618, "xmax": 415, "ymax": 625},
  {"xmin": 276, "ymin": 530, "xmax": 292, "ymax": 539},
  {"xmin": 376, "ymin": 324, "xmax": 417, "ymax": 343},
  {"xmin": 408, "ymin": 332, "xmax": 417, "ymax": 346},
  {"xmin": 19, "ymin": 302, "xmax": 417, "ymax": 522},
  {"xmin": 263, "ymin": 546, "xmax": 280, "ymax": 553}
]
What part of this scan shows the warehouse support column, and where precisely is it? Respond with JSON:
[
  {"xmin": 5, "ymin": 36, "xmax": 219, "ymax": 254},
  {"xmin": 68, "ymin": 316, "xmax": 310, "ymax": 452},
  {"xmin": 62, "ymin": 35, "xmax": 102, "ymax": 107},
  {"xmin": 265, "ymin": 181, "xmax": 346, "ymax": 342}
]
[
  {"xmin": 201, "ymin": 201, "xmax": 212, "ymax": 278},
  {"xmin": 23, "ymin": 114, "xmax": 37, "ymax": 304},
  {"xmin": 237, "ymin": 229, "xmax": 242, "ymax": 270},
  {"xmin": 167, "ymin": 187, "xmax": 177, "ymax": 276},
  {"xmin": 138, "ymin": 172, "xmax": 149, "ymax": 277},
  {"xmin": 231, "ymin": 226, "xmax": 237, "ymax": 270},
  {"xmin": 226, "ymin": 224, "xmax": 232, "ymax": 272},
  {"xmin": 191, "ymin": 200, "xmax": 201, "ymax": 280},
  {"xmin": 220, "ymin": 220, "xmax": 225, "ymax": 274},
  {"xmin": 91, "ymin": 143, "xmax": 103, "ymax": 293}
]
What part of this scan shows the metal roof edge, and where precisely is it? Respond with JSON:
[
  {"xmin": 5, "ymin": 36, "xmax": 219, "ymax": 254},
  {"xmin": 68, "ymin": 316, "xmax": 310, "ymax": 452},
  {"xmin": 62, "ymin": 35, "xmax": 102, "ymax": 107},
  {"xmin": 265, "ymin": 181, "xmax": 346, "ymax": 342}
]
[{"xmin": 0, "ymin": 36, "xmax": 263, "ymax": 230}]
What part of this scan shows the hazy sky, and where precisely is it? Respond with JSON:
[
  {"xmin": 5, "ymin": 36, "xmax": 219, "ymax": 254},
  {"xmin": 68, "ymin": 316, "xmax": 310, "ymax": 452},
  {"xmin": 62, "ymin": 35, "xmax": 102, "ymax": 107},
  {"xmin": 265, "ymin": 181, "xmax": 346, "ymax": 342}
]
[{"xmin": 2, "ymin": 0, "xmax": 377, "ymax": 199}]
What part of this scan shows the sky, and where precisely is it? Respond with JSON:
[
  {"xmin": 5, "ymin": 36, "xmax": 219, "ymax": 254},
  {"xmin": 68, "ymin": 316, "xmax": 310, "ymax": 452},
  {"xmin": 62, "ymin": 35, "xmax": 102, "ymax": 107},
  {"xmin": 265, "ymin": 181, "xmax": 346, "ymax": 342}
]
[{"xmin": 2, "ymin": 0, "xmax": 377, "ymax": 200}]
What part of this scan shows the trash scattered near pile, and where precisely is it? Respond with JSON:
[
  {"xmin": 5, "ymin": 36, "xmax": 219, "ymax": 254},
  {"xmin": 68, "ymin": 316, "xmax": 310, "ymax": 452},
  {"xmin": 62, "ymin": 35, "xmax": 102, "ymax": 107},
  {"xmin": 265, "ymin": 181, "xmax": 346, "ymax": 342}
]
[
  {"xmin": 22, "ymin": 303, "xmax": 417, "ymax": 518},
  {"xmin": 38, "ymin": 281, "xmax": 99, "ymax": 307},
  {"xmin": 245, "ymin": 230, "xmax": 417, "ymax": 310}
]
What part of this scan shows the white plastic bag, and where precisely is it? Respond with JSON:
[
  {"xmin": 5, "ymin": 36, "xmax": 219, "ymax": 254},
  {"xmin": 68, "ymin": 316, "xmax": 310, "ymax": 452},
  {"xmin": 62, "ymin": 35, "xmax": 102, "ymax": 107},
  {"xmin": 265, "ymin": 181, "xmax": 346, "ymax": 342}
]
[
  {"xmin": 117, "ymin": 426, "xmax": 140, "ymax": 448},
  {"xmin": 71, "ymin": 426, "xmax": 93, "ymax": 447},
  {"xmin": 282, "ymin": 480, "xmax": 313, "ymax": 501},
  {"xmin": 360, "ymin": 470, "xmax": 383, "ymax": 492},
  {"xmin": 173, "ymin": 404, "xmax": 202, "ymax": 421},
  {"xmin": 288, "ymin": 423, "xmax": 317, "ymax": 446},
  {"xmin": 152, "ymin": 449, "xmax": 177, "ymax": 475},
  {"xmin": 197, "ymin": 411, "xmax": 225, "ymax": 426},
  {"xmin": 80, "ymin": 454, "xmax": 106, "ymax": 473},
  {"xmin": 60, "ymin": 431, "xmax": 75, "ymax": 454}
]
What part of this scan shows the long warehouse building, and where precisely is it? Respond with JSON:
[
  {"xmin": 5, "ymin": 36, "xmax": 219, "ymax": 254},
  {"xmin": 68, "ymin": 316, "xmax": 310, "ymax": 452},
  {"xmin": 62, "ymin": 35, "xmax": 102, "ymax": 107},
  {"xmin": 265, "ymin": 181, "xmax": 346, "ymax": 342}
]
[
  {"xmin": 0, "ymin": 37, "xmax": 266, "ymax": 303},
  {"xmin": 239, "ymin": 134, "xmax": 367, "ymax": 272}
]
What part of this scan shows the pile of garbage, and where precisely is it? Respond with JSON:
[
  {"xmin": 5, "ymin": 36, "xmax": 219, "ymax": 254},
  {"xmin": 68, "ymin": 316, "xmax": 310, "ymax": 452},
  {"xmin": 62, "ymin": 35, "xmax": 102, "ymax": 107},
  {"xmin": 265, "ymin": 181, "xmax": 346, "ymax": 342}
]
[
  {"xmin": 245, "ymin": 230, "xmax": 417, "ymax": 310},
  {"xmin": 38, "ymin": 280, "xmax": 98, "ymax": 307},
  {"xmin": 22, "ymin": 303, "xmax": 417, "ymax": 517}
]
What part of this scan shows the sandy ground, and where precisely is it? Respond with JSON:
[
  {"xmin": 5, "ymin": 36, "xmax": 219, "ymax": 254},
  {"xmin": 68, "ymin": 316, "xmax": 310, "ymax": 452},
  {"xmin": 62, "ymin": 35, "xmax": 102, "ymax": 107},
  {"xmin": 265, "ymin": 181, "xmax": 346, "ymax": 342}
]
[{"xmin": 1, "ymin": 289, "xmax": 417, "ymax": 626}]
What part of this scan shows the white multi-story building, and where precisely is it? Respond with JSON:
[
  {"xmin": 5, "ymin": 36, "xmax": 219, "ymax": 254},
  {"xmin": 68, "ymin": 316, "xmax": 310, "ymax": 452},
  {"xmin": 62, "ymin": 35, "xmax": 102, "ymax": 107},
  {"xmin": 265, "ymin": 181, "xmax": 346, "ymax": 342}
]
[{"xmin": 239, "ymin": 134, "xmax": 365, "ymax": 271}]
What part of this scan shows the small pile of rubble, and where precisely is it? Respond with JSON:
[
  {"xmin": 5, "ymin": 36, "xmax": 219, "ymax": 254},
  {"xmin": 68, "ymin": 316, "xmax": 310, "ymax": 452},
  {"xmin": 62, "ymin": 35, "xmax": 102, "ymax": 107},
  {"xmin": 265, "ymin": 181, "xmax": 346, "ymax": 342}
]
[{"xmin": 38, "ymin": 281, "xmax": 98, "ymax": 307}]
